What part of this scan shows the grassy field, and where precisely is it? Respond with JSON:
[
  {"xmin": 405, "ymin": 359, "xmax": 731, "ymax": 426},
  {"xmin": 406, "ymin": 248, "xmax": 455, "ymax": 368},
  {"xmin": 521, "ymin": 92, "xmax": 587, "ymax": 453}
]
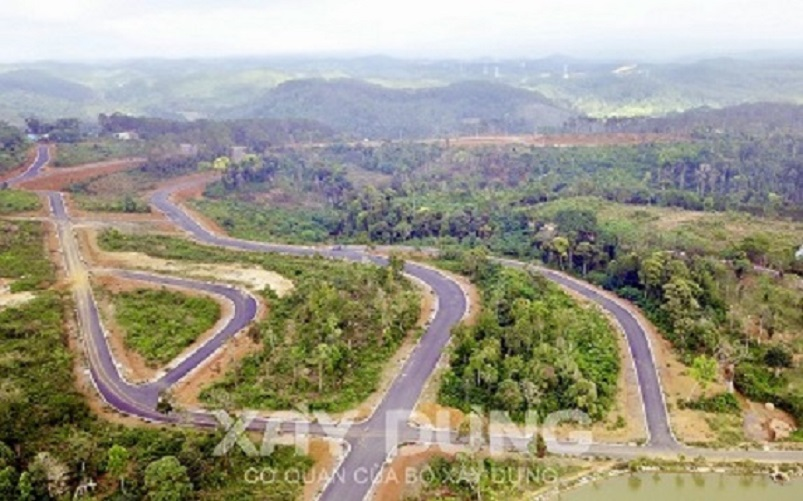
[
  {"xmin": 108, "ymin": 288, "xmax": 221, "ymax": 366},
  {"xmin": 54, "ymin": 139, "xmax": 146, "ymax": 167},
  {"xmin": 531, "ymin": 197, "xmax": 803, "ymax": 261},
  {"xmin": 0, "ymin": 220, "xmax": 54, "ymax": 291},
  {"xmin": 0, "ymin": 190, "xmax": 40, "ymax": 214}
]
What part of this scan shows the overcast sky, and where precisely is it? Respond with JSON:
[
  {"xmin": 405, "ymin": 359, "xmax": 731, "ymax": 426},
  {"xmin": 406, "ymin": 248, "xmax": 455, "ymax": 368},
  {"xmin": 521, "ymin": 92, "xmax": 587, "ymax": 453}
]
[{"xmin": 1, "ymin": 0, "xmax": 801, "ymax": 62}]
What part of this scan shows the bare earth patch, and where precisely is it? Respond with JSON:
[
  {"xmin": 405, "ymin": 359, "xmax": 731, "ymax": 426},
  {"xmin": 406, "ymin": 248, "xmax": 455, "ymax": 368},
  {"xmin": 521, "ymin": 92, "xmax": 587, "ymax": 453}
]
[
  {"xmin": 17, "ymin": 158, "xmax": 144, "ymax": 191},
  {"xmin": 76, "ymin": 226, "xmax": 295, "ymax": 296},
  {"xmin": 0, "ymin": 279, "xmax": 36, "ymax": 309}
]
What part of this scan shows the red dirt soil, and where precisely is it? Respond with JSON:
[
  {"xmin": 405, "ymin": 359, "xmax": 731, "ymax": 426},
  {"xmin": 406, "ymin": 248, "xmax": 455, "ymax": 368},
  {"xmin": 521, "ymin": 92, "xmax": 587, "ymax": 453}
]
[{"xmin": 18, "ymin": 158, "xmax": 144, "ymax": 191}]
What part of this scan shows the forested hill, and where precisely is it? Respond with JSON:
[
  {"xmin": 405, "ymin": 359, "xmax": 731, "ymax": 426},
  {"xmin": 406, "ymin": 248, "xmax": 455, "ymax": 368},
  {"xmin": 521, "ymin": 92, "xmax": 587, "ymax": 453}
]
[
  {"xmin": 587, "ymin": 102, "xmax": 803, "ymax": 134},
  {"xmin": 237, "ymin": 79, "xmax": 575, "ymax": 139}
]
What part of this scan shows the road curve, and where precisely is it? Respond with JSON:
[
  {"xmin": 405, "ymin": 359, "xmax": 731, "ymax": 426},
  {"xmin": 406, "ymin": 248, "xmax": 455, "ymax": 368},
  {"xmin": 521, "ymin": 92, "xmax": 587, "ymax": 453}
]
[
  {"xmin": 6, "ymin": 144, "xmax": 50, "ymax": 186},
  {"xmin": 44, "ymin": 189, "xmax": 260, "ymax": 421},
  {"xmin": 30, "ymin": 152, "xmax": 803, "ymax": 500},
  {"xmin": 151, "ymin": 180, "xmax": 469, "ymax": 501}
]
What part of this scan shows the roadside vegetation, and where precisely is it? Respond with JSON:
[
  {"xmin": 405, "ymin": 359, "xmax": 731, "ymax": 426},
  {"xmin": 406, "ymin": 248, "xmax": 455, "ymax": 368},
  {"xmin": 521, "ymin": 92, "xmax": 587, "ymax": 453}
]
[
  {"xmin": 0, "ymin": 220, "xmax": 54, "ymax": 291},
  {"xmin": 193, "ymin": 118, "xmax": 803, "ymax": 433},
  {"xmin": 436, "ymin": 248, "xmax": 619, "ymax": 421},
  {"xmin": 0, "ymin": 218, "xmax": 311, "ymax": 500},
  {"xmin": 0, "ymin": 190, "xmax": 40, "ymax": 214},
  {"xmin": 106, "ymin": 287, "xmax": 221, "ymax": 366},
  {"xmin": 99, "ymin": 229, "xmax": 422, "ymax": 412},
  {"xmin": 0, "ymin": 122, "xmax": 28, "ymax": 174},
  {"xmin": 53, "ymin": 139, "xmax": 145, "ymax": 167}
]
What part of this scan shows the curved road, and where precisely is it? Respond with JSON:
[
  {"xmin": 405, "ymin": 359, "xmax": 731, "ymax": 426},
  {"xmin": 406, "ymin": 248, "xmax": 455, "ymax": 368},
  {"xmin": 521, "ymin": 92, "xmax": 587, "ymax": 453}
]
[{"xmin": 19, "ymin": 144, "xmax": 803, "ymax": 501}]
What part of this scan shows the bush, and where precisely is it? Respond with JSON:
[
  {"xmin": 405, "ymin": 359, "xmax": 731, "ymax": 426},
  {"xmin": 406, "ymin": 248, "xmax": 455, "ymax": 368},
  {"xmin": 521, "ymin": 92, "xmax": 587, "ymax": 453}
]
[{"xmin": 680, "ymin": 392, "xmax": 741, "ymax": 414}]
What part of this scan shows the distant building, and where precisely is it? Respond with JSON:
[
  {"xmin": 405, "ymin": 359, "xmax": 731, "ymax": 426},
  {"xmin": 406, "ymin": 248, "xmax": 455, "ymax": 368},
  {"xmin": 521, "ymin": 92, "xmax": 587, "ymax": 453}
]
[
  {"xmin": 230, "ymin": 146, "xmax": 247, "ymax": 163},
  {"xmin": 113, "ymin": 131, "xmax": 138, "ymax": 141}
]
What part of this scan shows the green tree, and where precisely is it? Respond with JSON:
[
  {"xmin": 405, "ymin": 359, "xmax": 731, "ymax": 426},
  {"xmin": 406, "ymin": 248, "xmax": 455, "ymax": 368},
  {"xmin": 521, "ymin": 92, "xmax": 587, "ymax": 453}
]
[
  {"xmin": 765, "ymin": 345, "xmax": 793, "ymax": 369},
  {"xmin": 18, "ymin": 471, "xmax": 32, "ymax": 501},
  {"xmin": 497, "ymin": 379, "xmax": 523, "ymax": 412},
  {"xmin": 144, "ymin": 456, "xmax": 192, "ymax": 501},
  {"xmin": 0, "ymin": 466, "xmax": 17, "ymax": 499},
  {"xmin": 551, "ymin": 236, "xmax": 569, "ymax": 270},
  {"xmin": 107, "ymin": 444, "xmax": 129, "ymax": 493}
]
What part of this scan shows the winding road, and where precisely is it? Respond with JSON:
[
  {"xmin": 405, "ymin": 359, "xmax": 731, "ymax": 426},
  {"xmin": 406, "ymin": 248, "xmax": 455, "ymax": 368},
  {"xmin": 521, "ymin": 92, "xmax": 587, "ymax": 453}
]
[{"xmin": 12, "ymin": 144, "xmax": 803, "ymax": 501}]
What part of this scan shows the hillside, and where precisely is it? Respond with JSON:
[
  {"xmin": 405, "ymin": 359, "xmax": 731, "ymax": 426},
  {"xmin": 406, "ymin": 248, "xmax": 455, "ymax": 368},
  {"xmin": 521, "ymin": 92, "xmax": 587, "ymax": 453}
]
[
  {"xmin": 239, "ymin": 79, "xmax": 574, "ymax": 139},
  {"xmin": 2, "ymin": 56, "xmax": 803, "ymax": 125}
]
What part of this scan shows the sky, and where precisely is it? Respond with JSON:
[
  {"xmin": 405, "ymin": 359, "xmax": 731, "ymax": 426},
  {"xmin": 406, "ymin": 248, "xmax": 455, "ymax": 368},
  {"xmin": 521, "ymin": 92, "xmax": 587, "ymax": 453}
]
[{"xmin": 1, "ymin": 0, "xmax": 801, "ymax": 62}]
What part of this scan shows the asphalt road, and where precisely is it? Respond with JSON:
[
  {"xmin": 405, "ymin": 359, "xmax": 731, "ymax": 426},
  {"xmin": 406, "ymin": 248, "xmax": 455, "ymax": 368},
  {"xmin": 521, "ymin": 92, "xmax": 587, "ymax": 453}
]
[
  {"xmin": 44, "ymin": 190, "xmax": 260, "ymax": 420},
  {"xmin": 6, "ymin": 144, "xmax": 50, "ymax": 186},
  {"xmin": 23, "ymin": 157, "xmax": 803, "ymax": 500}
]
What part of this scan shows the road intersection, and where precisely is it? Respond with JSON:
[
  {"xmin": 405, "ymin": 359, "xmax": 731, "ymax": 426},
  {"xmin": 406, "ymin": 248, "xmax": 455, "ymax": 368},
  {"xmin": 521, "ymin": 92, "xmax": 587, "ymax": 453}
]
[{"xmin": 11, "ymin": 145, "xmax": 803, "ymax": 500}]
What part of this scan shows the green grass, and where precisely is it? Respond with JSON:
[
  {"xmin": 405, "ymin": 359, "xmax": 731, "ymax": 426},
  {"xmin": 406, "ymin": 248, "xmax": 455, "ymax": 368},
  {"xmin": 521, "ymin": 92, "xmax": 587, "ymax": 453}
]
[
  {"xmin": 0, "ymin": 220, "xmax": 54, "ymax": 291},
  {"xmin": 0, "ymin": 190, "xmax": 40, "ymax": 214},
  {"xmin": 111, "ymin": 288, "xmax": 221, "ymax": 366},
  {"xmin": 54, "ymin": 139, "xmax": 145, "ymax": 167}
]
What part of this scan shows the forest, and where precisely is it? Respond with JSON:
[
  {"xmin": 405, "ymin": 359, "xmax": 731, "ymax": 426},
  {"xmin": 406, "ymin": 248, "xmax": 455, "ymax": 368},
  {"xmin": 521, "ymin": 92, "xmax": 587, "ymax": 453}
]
[
  {"xmin": 436, "ymin": 249, "xmax": 619, "ymax": 421},
  {"xmin": 192, "ymin": 105, "xmax": 803, "ymax": 433}
]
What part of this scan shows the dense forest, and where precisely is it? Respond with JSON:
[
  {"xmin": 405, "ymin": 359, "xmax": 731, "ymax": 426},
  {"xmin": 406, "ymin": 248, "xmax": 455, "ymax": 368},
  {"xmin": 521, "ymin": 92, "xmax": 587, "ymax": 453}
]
[
  {"xmin": 193, "ymin": 108, "xmax": 803, "ymax": 432},
  {"xmin": 436, "ymin": 249, "xmax": 619, "ymax": 421}
]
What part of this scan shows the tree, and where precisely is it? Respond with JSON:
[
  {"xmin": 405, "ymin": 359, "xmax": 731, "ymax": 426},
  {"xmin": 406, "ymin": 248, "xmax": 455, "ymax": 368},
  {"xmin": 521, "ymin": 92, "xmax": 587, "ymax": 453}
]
[
  {"xmin": 144, "ymin": 456, "xmax": 192, "ymax": 501},
  {"xmin": 575, "ymin": 241, "xmax": 595, "ymax": 276},
  {"xmin": 313, "ymin": 343, "xmax": 332, "ymax": 393},
  {"xmin": 107, "ymin": 444, "xmax": 129, "ymax": 493},
  {"xmin": 765, "ymin": 345, "xmax": 793, "ymax": 370},
  {"xmin": 17, "ymin": 471, "xmax": 32, "ymax": 501},
  {"xmin": 497, "ymin": 379, "xmax": 523, "ymax": 413},
  {"xmin": 528, "ymin": 432, "xmax": 547, "ymax": 458},
  {"xmin": 550, "ymin": 237, "xmax": 569, "ymax": 270},
  {"xmin": 0, "ymin": 466, "xmax": 17, "ymax": 499}
]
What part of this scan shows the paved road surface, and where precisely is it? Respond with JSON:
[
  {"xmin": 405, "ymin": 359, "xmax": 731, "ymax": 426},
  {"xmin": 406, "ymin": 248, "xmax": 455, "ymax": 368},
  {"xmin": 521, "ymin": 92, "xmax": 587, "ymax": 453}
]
[{"xmin": 18, "ymin": 154, "xmax": 803, "ymax": 501}]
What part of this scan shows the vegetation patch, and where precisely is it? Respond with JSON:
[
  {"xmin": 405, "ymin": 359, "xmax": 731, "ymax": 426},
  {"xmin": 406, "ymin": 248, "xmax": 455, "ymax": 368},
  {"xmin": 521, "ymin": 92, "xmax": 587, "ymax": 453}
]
[
  {"xmin": 679, "ymin": 392, "xmax": 741, "ymax": 415},
  {"xmin": 98, "ymin": 229, "xmax": 422, "ymax": 412},
  {"xmin": 408, "ymin": 453, "xmax": 583, "ymax": 500},
  {"xmin": 54, "ymin": 139, "xmax": 145, "ymax": 167},
  {"xmin": 436, "ymin": 248, "xmax": 620, "ymax": 421},
  {"xmin": 109, "ymin": 288, "xmax": 221, "ymax": 367},
  {"xmin": 0, "ymin": 190, "xmax": 40, "ymax": 214},
  {"xmin": 0, "ymin": 220, "xmax": 54, "ymax": 291}
]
